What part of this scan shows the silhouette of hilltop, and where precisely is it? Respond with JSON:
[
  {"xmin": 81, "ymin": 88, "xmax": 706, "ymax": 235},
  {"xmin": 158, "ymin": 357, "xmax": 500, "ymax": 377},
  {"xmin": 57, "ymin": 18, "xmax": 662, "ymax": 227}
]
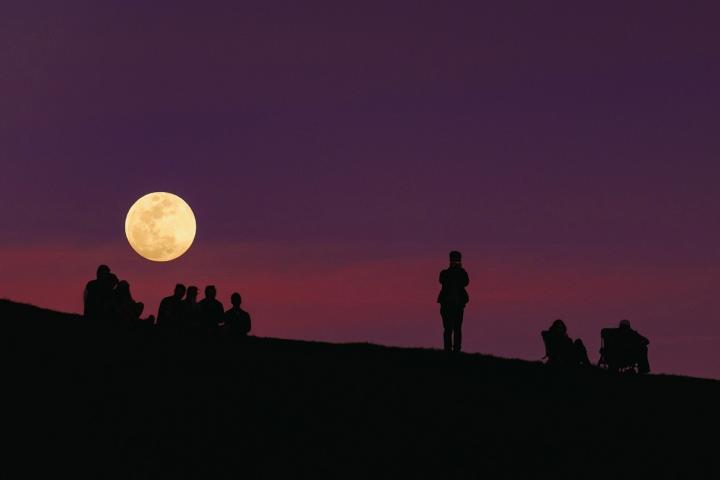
[{"xmin": 3, "ymin": 298, "xmax": 719, "ymax": 478}]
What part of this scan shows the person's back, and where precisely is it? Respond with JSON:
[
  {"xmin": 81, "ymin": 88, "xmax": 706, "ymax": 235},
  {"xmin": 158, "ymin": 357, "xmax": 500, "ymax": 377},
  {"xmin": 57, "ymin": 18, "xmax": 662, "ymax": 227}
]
[
  {"xmin": 84, "ymin": 265, "xmax": 115, "ymax": 320},
  {"xmin": 620, "ymin": 326, "xmax": 649, "ymax": 349},
  {"xmin": 199, "ymin": 285, "xmax": 224, "ymax": 333},
  {"xmin": 182, "ymin": 286, "xmax": 201, "ymax": 335},
  {"xmin": 224, "ymin": 292, "xmax": 251, "ymax": 337},
  {"xmin": 157, "ymin": 284, "xmax": 186, "ymax": 330},
  {"xmin": 437, "ymin": 251, "xmax": 470, "ymax": 352},
  {"xmin": 84, "ymin": 278, "xmax": 103, "ymax": 319},
  {"xmin": 114, "ymin": 280, "xmax": 144, "ymax": 323},
  {"xmin": 438, "ymin": 266, "xmax": 469, "ymax": 307}
]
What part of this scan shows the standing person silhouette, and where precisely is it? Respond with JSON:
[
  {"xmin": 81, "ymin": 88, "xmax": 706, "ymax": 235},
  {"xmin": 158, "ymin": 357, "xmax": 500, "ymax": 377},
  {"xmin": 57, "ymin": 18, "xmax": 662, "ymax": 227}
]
[{"xmin": 437, "ymin": 250, "xmax": 469, "ymax": 352}]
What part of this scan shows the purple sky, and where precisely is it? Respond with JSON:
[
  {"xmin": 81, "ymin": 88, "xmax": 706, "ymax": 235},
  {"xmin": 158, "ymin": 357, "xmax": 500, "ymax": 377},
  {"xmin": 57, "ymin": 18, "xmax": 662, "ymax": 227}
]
[{"xmin": 2, "ymin": 1, "xmax": 720, "ymax": 378}]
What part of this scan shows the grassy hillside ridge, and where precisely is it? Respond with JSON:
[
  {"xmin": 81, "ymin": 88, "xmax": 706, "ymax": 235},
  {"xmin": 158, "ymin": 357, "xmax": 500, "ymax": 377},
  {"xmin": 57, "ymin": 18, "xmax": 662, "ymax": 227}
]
[
  {"xmin": 3, "ymin": 298, "xmax": 720, "ymax": 478},
  {"xmin": 2, "ymin": 298, "xmax": 714, "ymax": 384}
]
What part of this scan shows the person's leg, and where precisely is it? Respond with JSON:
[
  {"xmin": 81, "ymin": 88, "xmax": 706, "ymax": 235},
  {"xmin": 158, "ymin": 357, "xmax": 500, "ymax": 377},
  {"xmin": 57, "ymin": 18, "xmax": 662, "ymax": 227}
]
[
  {"xmin": 441, "ymin": 307, "xmax": 452, "ymax": 352},
  {"xmin": 453, "ymin": 307, "xmax": 464, "ymax": 353}
]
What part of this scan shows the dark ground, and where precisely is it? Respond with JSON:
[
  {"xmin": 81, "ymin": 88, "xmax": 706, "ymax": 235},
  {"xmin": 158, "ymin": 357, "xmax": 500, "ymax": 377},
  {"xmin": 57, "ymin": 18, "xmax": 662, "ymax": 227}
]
[{"xmin": 2, "ymin": 298, "xmax": 719, "ymax": 479}]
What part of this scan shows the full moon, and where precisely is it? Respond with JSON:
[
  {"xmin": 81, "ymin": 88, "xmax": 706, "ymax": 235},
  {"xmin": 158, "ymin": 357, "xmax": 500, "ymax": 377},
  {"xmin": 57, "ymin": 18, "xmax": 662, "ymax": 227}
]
[{"xmin": 125, "ymin": 192, "xmax": 197, "ymax": 262}]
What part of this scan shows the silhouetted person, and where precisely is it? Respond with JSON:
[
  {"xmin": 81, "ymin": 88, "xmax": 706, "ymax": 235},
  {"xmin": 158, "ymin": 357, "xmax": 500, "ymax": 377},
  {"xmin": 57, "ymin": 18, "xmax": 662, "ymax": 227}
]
[
  {"xmin": 198, "ymin": 285, "xmax": 224, "ymax": 335},
  {"xmin": 542, "ymin": 319, "xmax": 573, "ymax": 365},
  {"xmin": 599, "ymin": 319, "xmax": 651, "ymax": 373},
  {"xmin": 113, "ymin": 280, "xmax": 144, "ymax": 323},
  {"xmin": 84, "ymin": 265, "xmax": 117, "ymax": 321},
  {"xmin": 542, "ymin": 319, "xmax": 591, "ymax": 366},
  {"xmin": 182, "ymin": 285, "xmax": 201, "ymax": 335},
  {"xmin": 437, "ymin": 250, "xmax": 469, "ymax": 352},
  {"xmin": 618, "ymin": 319, "xmax": 650, "ymax": 373},
  {"xmin": 574, "ymin": 337, "xmax": 591, "ymax": 366},
  {"xmin": 157, "ymin": 284, "xmax": 186, "ymax": 330},
  {"xmin": 223, "ymin": 292, "xmax": 252, "ymax": 337}
]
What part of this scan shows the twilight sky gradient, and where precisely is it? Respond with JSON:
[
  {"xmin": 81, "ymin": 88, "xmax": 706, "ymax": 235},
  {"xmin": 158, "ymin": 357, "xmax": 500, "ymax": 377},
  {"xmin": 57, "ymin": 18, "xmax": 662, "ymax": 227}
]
[{"xmin": 2, "ymin": 1, "xmax": 720, "ymax": 378}]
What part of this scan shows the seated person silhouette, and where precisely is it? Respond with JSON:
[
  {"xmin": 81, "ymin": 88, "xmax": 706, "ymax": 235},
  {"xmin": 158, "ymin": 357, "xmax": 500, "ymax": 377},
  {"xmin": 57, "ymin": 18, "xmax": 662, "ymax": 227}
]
[
  {"xmin": 157, "ymin": 284, "xmax": 186, "ymax": 330},
  {"xmin": 223, "ymin": 292, "xmax": 252, "ymax": 337},
  {"xmin": 198, "ymin": 285, "xmax": 224, "ymax": 334},
  {"xmin": 599, "ymin": 319, "xmax": 650, "ymax": 373},
  {"xmin": 113, "ymin": 280, "xmax": 144, "ymax": 323},
  {"xmin": 182, "ymin": 286, "xmax": 201, "ymax": 334},
  {"xmin": 541, "ymin": 319, "xmax": 591, "ymax": 366},
  {"xmin": 84, "ymin": 264, "xmax": 117, "ymax": 321}
]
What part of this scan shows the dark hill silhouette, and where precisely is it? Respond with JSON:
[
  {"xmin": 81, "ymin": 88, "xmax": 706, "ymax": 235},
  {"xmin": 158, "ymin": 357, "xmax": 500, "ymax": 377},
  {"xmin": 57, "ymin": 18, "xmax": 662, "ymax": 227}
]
[{"xmin": 3, "ymin": 298, "xmax": 719, "ymax": 478}]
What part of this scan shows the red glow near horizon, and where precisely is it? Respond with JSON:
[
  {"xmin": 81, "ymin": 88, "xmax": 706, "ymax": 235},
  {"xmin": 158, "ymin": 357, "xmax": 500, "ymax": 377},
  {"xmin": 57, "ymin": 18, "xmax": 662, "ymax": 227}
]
[{"xmin": 2, "ymin": 243, "xmax": 719, "ymax": 379}]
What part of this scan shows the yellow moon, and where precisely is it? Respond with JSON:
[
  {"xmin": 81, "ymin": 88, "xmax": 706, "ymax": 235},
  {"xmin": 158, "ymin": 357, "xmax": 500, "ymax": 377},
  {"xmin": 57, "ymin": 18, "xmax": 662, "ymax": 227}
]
[{"xmin": 125, "ymin": 192, "xmax": 197, "ymax": 262}]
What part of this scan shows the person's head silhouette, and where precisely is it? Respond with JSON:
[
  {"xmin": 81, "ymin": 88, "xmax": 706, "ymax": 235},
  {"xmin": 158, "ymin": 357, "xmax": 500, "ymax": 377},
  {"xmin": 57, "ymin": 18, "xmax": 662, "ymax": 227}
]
[
  {"xmin": 97, "ymin": 264, "xmax": 111, "ymax": 279},
  {"xmin": 449, "ymin": 250, "xmax": 462, "ymax": 266},
  {"xmin": 205, "ymin": 285, "xmax": 217, "ymax": 300},
  {"xmin": 231, "ymin": 292, "xmax": 242, "ymax": 308},
  {"xmin": 186, "ymin": 286, "xmax": 198, "ymax": 301},
  {"xmin": 174, "ymin": 283, "xmax": 187, "ymax": 299},
  {"xmin": 551, "ymin": 319, "xmax": 567, "ymax": 334},
  {"xmin": 619, "ymin": 319, "xmax": 631, "ymax": 330}
]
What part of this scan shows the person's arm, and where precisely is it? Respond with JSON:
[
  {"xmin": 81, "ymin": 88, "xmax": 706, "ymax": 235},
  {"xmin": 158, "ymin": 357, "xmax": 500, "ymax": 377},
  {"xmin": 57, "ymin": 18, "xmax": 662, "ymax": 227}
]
[
  {"xmin": 462, "ymin": 269, "xmax": 469, "ymax": 287},
  {"xmin": 437, "ymin": 270, "xmax": 446, "ymax": 304}
]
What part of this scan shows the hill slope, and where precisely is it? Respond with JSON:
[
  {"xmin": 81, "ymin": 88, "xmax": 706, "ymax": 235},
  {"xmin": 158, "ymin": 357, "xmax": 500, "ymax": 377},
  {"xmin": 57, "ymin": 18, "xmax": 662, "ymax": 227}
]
[{"xmin": 2, "ymin": 299, "xmax": 719, "ymax": 478}]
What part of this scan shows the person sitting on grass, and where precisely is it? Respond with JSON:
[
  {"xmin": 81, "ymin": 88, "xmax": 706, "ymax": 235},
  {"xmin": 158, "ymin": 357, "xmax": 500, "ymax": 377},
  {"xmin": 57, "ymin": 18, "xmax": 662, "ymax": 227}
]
[{"xmin": 223, "ymin": 292, "xmax": 252, "ymax": 338}]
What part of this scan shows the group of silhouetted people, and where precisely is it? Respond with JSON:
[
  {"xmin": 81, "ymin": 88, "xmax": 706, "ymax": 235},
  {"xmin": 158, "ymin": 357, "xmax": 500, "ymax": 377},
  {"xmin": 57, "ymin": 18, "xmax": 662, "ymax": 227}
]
[
  {"xmin": 541, "ymin": 318, "xmax": 650, "ymax": 373},
  {"xmin": 86, "ymin": 254, "xmax": 650, "ymax": 373},
  {"xmin": 84, "ymin": 265, "xmax": 149, "ymax": 324},
  {"xmin": 437, "ymin": 250, "xmax": 651, "ymax": 373},
  {"xmin": 157, "ymin": 283, "xmax": 251, "ymax": 337},
  {"xmin": 83, "ymin": 265, "xmax": 251, "ymax": 338}
]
